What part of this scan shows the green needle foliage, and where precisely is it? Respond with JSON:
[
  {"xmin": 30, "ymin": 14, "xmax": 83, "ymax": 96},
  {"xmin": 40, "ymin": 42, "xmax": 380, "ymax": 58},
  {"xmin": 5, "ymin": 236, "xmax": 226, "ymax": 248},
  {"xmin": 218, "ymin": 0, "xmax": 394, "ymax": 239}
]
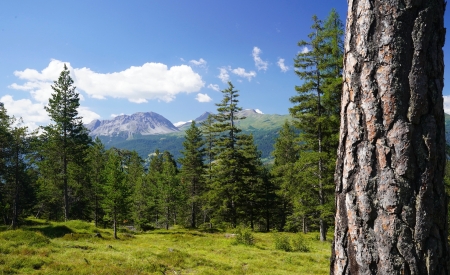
[
  {"xmin": 179, "ymin": 121, "xmax": 205, "ymax": 228},
  {"xmin": 288, "ymin": 9, "xmax": 343, "ymax": 240},
  {"xmin": 102, "ymin": 149, "xmax": 130, "ymax": 239},
  {"xmin": 38, "ymin": 64, "xmax": 91, "ymax": 221}
]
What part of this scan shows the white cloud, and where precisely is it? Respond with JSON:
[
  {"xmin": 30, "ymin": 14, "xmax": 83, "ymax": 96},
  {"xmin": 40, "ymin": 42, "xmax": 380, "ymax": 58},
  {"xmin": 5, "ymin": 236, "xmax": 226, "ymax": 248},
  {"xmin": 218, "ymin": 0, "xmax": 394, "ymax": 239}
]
[
  {"xmin": 78, "ymin": 106, "xmax": 101, "ymax": 124},
  {"xmin": 10, "ymin": 59, "xmax": 72, "ymax": 103},
  {"xmin": 252, "ymin": 47, "xmax": 268, "ymax": 71},
  {"xmin": 189, "ymin": 58, "xmax": 207, "ymax": 67},
  {"xmin": 218, "ymin": 67, "xmax": 230, "ymax": 83},
  {"xmin": 208, "ymin": 84, "xmax": 220, "ymax": 92},
  {"xmin": 301, "ymin": 46, "xmax": 310, "ymax": 54},
  {"xmin": 11, "ymin": 60, "xmax": 205, "ymax": 104},
  {"xmin": 277, "ymin": 58, "xmax": 289, "ymax": 72},
  {"xmin": 195, "ymin": 93, "xmax": 212, "ymax": 103},
  {"xmin": 1, "ymin": 94, "xmax": 101, "ymax": 130},
  {"xmin": 74, "ymin": 62, "xmax": 204, "ymax": 103},
  {"xmin": 255, "ymin": 109, "xmax": 264, "ymax": 114},
  {"xmin": 231, "ymin": 67, "xmax": 257, "ymax": 81},
  {"xmin": 443, "ymin": 96, "xmax": 450, "ymax": 114},
  {"xmin": 1, "ymin": 95, "xmax": 48, "ymax": 130}
]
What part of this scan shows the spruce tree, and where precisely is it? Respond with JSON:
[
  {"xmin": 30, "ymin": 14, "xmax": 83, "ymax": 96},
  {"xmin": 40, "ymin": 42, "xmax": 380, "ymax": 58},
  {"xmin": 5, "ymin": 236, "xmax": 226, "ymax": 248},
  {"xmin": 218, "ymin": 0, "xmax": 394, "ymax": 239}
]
[
  {"xmin": 200, "ymin": 115, "xmax": 217, "ymax": 226},
  {"xmin": 103, "ymin": 148, "xmax": 130, "ymax": 239},
  {"xmin": 179, "ymin": 121, "xmax": 205, "ymax": 228},
  {"xmin": 86, "ymin": 137, "xmax": 107, "ymax": 227},
  {"xmin": 271, "ymin": 121, "xmax": 299, "ymax": 231},
  {"xmin": 210, "ymin": 81, "xmax": 245, "ymax": 228},
  {"xmin": 289, "ymin": 10, "xmax": 343, "ymax": 241}
]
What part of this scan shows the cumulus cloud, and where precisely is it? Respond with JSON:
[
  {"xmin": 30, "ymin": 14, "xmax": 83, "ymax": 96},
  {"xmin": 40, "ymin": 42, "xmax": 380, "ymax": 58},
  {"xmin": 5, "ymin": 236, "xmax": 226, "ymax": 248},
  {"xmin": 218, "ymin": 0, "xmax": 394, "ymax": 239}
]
[
  {"xmin": 443, "ymin": 96, "xmax": 450, "ymax": 114},
  {"xmin": 195, "ymin": 93, "xmax": 212, "ymax": 103},
  {"xmin": 11, "ymin": 59, "xmax": 205, "ymax": 104},
  {"xmin": 1, "ymin": 95, "xmax": 48, "ymax": 130},
  {"xmin": 231, "ymin": 67, "xmax": 257, "ymax": 81},
  {"xmin": 78, "ymin": 106, "xmax": 101, "ymax": 123},
  {"xmin": 218, "ymin": 67, "xmax": 230, "ymax": 83},
  {"xmin": 301, "ymin": 46, "xmax": 310, "ymax": 54},
  {"xmin": 75, "ymin": 63, "xmax": 204, "ymax": 103},
  {"xmin": 277, "ymin": 58, "xmax": 289, "ymax": 72},
  {"xmin": 252, "ymin": 47, "xmax": 268, "ymax": 71},
  {"xmin": 207, "ymin": 84, "xmax": 220, "ymax": 92},
  {"xmin": 189, "ymin": 58, "xmax": 207, "ymax": 67},
  {"xmin": 10, "ymin": 59, "xmax": 71, "ymax": 103}
]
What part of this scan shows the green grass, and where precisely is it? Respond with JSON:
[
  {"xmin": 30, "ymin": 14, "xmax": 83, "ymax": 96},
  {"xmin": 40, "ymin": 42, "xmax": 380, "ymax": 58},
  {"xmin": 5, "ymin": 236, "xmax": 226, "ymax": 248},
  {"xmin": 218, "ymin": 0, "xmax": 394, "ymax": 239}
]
[{"xmin": 0, "ymin": 219, "xmax": 332, "ymax": 274}]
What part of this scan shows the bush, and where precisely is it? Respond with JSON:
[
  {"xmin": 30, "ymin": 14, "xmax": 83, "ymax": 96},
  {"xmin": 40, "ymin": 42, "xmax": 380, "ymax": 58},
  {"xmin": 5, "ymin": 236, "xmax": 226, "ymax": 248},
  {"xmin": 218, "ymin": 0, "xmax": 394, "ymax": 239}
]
[
  {"xmin": 274, "ymin": 234, "xmax": 291, "ymax": 252},
  {"xmin": 234, "ymin": 227, "xmax": 254, "ymax": 246},
  {"xmin": 291, "ymin": 234, "xmax": 309, "ymax": 252}
]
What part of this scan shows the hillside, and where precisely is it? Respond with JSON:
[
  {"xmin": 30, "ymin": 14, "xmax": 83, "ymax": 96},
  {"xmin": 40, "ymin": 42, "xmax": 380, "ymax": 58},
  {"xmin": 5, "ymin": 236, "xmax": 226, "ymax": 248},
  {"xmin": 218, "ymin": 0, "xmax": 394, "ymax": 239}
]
[{"xmin": 95, "ymin": 110, "xmax": 290, "ymax": 162}]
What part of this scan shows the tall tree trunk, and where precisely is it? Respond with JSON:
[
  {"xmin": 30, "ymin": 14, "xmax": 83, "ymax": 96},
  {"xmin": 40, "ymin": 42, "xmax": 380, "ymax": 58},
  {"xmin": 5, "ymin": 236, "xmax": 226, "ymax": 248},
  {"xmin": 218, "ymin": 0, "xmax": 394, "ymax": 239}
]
[
  {"xmin": 12, "ymin": 148, "xmax": 19, "ymax": 230},
  {"xmin": 191, "ymin": 201, "xmax": 196, "ymax": 228},
  {"xmin": 113, "ymin": 210, "xmax": 117, "ymax": 239},
  {"xmin": 331, "ymin": 1, "xmax": 448, "ymax": 274}
]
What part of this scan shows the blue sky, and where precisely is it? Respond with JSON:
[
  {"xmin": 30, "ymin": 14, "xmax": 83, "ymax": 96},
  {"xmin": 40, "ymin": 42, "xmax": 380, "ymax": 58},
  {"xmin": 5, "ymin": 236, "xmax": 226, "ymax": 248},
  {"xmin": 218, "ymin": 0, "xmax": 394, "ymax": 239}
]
[{"xmin": 1, "ymin": 1, "xmax": 449, "ymax": 129}]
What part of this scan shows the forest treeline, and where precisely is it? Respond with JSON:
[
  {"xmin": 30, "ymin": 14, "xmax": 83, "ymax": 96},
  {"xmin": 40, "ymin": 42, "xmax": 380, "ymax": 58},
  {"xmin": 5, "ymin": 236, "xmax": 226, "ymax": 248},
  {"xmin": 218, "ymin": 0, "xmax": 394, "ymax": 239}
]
[
  {"xmin": 7, "ymin": 10, "xmax": 438, "ymax": 241},
  {"xmin": 0, "ymin": 10, "xmax": 342, "ymax": 240}
]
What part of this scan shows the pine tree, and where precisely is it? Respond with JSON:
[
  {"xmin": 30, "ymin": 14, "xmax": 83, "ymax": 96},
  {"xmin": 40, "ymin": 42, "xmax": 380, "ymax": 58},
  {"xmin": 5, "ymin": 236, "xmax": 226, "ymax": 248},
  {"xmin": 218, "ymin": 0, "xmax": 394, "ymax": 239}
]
[
  {"xmin": 289, "ymin": 10, "xmax": 343, "ymax": 241},
  {"xmin": 331, "ymin": 0, "xmax": 448, "ymax": 273},
  {"xmin": 179, "ymin": 121, "xmax": 205, "ymax": 228},
  {"xmin": 40, "ymin": 64, "xmax": 91, "ymax": 221}
]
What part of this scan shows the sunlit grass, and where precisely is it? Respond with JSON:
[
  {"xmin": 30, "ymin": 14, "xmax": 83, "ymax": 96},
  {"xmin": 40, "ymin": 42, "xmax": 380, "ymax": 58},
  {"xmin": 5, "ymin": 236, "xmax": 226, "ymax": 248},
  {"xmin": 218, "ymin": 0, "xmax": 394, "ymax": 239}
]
[{"xmin": 0, "ymin": 219, "xmax": 332, "ymax": 274}]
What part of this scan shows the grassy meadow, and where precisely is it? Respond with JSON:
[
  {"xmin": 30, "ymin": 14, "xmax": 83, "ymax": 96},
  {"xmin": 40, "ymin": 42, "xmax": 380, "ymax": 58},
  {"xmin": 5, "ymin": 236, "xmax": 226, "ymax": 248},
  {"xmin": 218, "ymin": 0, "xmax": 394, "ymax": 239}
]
[{"xmin": 0, "ymin": 219, "xmax": 332, "ymax": 274}]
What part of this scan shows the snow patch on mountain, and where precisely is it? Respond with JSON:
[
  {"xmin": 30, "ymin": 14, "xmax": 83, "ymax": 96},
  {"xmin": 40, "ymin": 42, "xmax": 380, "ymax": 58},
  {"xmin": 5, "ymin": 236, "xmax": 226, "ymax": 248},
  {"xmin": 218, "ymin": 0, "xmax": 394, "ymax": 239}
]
[
  {"xmin": 174, "ymin": 120, "xmax": 192, "ymax": 127},
  {"xmin": 255, "ymin": 109, "xmax": 263, "ymax": 114}
]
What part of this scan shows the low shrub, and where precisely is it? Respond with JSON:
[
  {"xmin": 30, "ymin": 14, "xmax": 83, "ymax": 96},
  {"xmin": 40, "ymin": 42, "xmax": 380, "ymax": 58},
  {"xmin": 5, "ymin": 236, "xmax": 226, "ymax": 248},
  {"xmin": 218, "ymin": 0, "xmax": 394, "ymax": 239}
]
[
  {"xmin": 274, "ymin": 233, "xmax": 310, "ymax": 252},
  {"xmin": 291, "ymin": 234, "xmax": 310, "ymax": 252},
  {"xmin": 234, "ymin": 227, "xmax": 255, "ymax": 246},
  {"xmin": 274, "ymin": 234, "xmax": 291, "ymax": 252}
]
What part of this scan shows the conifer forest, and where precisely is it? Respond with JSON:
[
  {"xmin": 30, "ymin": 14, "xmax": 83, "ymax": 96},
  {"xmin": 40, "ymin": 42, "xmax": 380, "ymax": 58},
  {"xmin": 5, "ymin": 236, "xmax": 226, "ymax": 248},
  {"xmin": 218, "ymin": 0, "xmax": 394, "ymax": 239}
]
[{"xmin": 1, "ymin": 4, "xmax": 450, "ymax": 273}]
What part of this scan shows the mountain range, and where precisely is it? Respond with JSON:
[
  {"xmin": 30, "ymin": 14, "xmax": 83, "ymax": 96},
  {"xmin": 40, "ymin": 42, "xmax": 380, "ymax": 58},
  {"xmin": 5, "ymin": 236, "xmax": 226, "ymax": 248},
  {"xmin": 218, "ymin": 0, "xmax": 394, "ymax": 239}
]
[
  {"xmin": 87, "ymin": 111, "xmax": 450, "ymax": 163},
  {"xmin": 87, "ymin": 109, "xmax": 290, "ymax": 162}
]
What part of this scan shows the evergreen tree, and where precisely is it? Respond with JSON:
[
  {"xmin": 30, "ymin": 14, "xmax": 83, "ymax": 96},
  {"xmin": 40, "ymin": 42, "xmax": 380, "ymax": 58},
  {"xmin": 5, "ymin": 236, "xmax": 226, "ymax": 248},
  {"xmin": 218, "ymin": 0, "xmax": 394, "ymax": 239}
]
[
  {"xmin": 102, "ymin": 148, "xmax": 130, "ymax": 239},
  {"xmin": 210, "ymin": 82, "xmax": 245, "ymax": 228},
  {"xmin": 0, "ymin": 104, "xmax": 12, "ymax": 225},
  {"xmin": 158, "ymin": 151, "xmax": 182, "ymax": 229},
  {"xmin": 179, "ymin": 121, "xmax": 205, "ymax": 228},
  {"xmin": 331, "ymin": 0, "xmax": 448, "ymax": 273},
  {"xmin": 86, "ymin": 137, "xmax": 107, "ymax": 227},
  {"xmin": 271, "ymin": 121, "xmax": 299, "ymax": 231},
  {"xmin": 289, "ymin": 10, "xmax": 343, "ymax": 241},
  {"xmin": 238, "ymin": 133, "xmax": 266, "ymax": 230},
  {"xmin": 124, "ymin": 151, "xmax": 146, "ymax": 229},
  {"xmin": 200, "ymin": 115, "xmax": 217, "ymax": 226},
  {"xmin": 7, "ymin": 123, "xmax": 35, "ymax": 229},
  {"xmin": 40, "ymin": 64, "xmax": 91, "ymax": 221}
]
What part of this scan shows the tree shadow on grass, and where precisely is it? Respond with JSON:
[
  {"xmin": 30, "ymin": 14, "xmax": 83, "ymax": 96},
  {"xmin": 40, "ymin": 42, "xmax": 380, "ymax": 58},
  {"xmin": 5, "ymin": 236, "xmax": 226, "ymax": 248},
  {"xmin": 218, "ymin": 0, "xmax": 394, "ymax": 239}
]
[{"xmin": 26, "ymin": 225, "xmax": 73, "ymax": 238}]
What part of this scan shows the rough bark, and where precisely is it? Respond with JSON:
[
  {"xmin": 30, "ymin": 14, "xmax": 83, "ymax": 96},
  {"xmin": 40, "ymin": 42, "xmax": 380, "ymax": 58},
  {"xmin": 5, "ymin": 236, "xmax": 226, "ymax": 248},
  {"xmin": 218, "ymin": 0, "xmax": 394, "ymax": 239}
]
[{"xmin": 331, "ymin": 0, "xmax": 448, "ymax": 274}]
